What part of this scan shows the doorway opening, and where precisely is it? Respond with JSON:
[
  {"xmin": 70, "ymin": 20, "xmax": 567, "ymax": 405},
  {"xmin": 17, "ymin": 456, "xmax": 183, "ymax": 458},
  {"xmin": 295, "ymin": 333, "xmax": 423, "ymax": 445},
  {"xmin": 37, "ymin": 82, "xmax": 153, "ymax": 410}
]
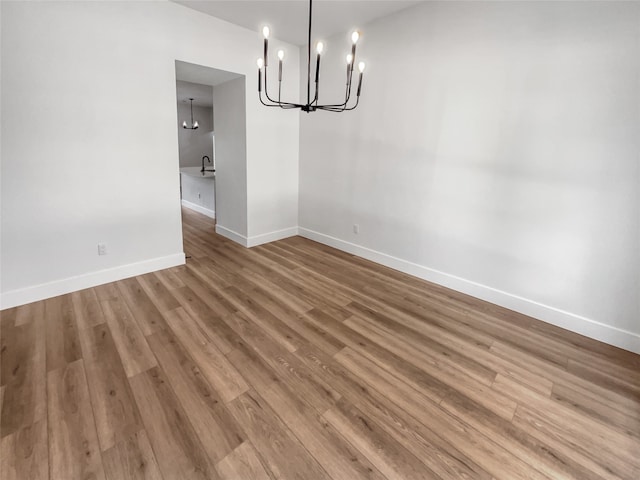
[{"xmin": 174, "ymin": 60, "xmax": 247, "ymax": 254}]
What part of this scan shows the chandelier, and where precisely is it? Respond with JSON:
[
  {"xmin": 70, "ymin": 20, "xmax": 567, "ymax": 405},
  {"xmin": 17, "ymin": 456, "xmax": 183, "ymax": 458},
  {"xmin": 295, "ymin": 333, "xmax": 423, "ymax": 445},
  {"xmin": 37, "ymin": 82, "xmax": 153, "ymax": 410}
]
[
  {"xmin": 182, "ymin": 98, "xmax": 199, "ymax": 129},
  {"xmin": 257, "ymin": 0, "xmax": 365, "ymax": 113}
]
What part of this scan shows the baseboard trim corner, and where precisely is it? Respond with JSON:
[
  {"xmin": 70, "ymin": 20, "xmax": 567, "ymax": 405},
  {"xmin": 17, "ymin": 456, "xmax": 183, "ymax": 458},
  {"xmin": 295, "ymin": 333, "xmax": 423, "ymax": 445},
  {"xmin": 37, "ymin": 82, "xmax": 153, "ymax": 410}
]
[
  {"xmin": 0, "ymin": 252, "xmax": 186, "ymax": 310},
  {"xmin": 298, "ymin": 227, "xmax": 640, "ymax": 354},
  {"xmin": 215, "ymin": 225, "xmax": 299, "ymax": 248},
  {"xmin": 215, "ymin": 224, "xmax": 248, "ymax": 247},
  {"xmin": 247, "ymin": 226, "xmax": 299, "ymax": 248}
]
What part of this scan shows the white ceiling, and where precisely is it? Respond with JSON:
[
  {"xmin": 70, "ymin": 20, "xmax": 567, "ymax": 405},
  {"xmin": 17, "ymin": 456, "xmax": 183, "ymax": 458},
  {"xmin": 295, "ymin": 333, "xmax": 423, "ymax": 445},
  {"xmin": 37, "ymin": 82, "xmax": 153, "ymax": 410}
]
[
  {"xmin": 172, "ymin": 0, "xmax": 423, "ymax": 45},
  {"xmin": 176, "ymin": 80, "xmax": 214, "ymax": 107},
  {"xmin": 175, "ymin": 61, "xmax": 244, "ymax": 107},
  {"xmin": 176, "ymin": 60, "xmax": 243, "ymax": 88}
]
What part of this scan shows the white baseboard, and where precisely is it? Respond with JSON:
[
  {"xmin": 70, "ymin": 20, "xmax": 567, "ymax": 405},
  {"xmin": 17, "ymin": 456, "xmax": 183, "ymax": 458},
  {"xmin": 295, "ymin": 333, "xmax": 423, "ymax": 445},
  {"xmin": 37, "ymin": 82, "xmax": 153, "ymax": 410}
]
[
  {"xmin": 181, "ymin": 199, "xmax": 215, "ymax": 219},
  {"xmin": 298, "ymin": 227, "xmax": 640, "ymax": 355},
  {"xmin": 0, "ymin": 253, "xmax": 186, "ymax": 310},
  {"xmin": 247, "ymin": 227, "xmax": 299, "ymax": 247},
  {"xmin": 215, "ymin": 224, "xmax": 248, "ymax": 247},
  {"xmin": 215, "ymin": 225, "xmax": 298, "ymax": 248}
]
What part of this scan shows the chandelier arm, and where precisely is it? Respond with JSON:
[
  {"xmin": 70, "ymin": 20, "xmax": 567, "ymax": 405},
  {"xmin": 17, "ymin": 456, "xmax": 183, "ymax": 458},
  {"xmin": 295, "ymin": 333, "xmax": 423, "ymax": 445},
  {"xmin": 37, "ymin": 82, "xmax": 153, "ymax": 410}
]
[
  {"xmin": 312, "ymin": 70, "xmax": 354, "ymax": 110},
  {"xmin": 311, "ymin": 63, "xmax": 319, "ymax": 106},
  {"xmin": 329, "ymin": 68, "xmax": 353, "ymax": 111},
  {"xmin": 258, "ymin": 76, "xmax": 278, "ymax": 107},
  {"xmin": 317, "ymin": 103, "xmax": 348, "ymax": 112},
  {"xmin": 263, "ymin": 67, "xmax": 281, "ymax": 104},
  {"xmin": 276, "ymin": 82, "xmax": 304, "ymax": 109},
  {"xmin": 260, "ymin": 98, "xmax": 303, "ymax": 109},
  {"xmin": 317, "ymin": 90, "xmax": 360, "ymax": 112},
  {"xmin": 262, "ymin": 68, "xmax": 302, "ymax": 108},
  {"xmin": 309, "ymin": 65, "xmax": 320, "ymax": 107},
  {"xmin": 258, "ymin": 92, "xmax": 283, "ymax": 108},
  {"xmin": 318, "ymin": 107, "xmax": 346, "ymax": 113},
  {"xmin": 312, "ymin": 59, "xmax": 320, "ymax": 106},
  {"xmin": 306, "ymin": 75, "xmax": 351, "ymax": 111},
  {"xmin": 343, "ymin": 95, "xmax": 360, "ymax": 111},
  {"xmin": 322, "ymin": 49, "xmax": 356, "ymax": 112},
  {"xmin": 311, "ymin": 80, "xmax": 319, "ymax": 106},
  {"xmin": 344, "ymin": 63, "xmax": 356, "ymax": 104},
  {"xmin": 259, "ymin": 88, "xmax": 302, "ymax": 108},
  {"xmin": 260, "ymin": 96, "xmax": 303, "ymax": 109},
  {"xmin": 278, "ymin": 79, "xmax": 289, "ymax": 110}
]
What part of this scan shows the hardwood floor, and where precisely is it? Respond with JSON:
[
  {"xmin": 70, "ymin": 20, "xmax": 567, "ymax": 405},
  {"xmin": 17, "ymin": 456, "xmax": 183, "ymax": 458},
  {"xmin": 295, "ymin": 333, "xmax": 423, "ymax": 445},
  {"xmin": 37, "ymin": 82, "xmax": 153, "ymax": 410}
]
[{"xmin": 2, "ymin": 206, "xmax": 639, "ymax": 479}]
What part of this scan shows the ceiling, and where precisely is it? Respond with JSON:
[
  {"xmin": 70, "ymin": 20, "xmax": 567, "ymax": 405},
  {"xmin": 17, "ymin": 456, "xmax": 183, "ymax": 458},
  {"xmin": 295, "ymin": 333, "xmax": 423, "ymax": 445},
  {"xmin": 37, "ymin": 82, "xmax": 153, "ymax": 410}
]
[
  {"xmin": 176, "ymin": 81, "xmax": 214, "ymax": 107},
  {"xmin": 172, "ymin": 1, "xmax": 423, "ymax": 45},
  {"xmin": 175, "ymin": 61, "xmax": 244, "ymax": 107},
  {"xmin": 176, "ymin": 60, "xmax": 242, "ymax": 87}
]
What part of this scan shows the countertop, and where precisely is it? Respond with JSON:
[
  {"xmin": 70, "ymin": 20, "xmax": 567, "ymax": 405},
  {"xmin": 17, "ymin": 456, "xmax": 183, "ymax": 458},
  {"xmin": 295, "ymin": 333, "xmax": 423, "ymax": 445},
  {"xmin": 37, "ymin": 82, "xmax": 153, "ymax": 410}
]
[{"xmin": 180, "ymin": 166, "xmax": 215, "ymax": 179}]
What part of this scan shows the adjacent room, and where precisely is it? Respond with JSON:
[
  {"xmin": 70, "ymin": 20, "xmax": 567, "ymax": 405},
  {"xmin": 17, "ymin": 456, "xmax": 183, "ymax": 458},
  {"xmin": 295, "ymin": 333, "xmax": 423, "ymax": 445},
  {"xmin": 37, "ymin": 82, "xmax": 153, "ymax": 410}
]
[{"xmin": 1, "ymin": 1, "xmax": 638, "ymax": 479}]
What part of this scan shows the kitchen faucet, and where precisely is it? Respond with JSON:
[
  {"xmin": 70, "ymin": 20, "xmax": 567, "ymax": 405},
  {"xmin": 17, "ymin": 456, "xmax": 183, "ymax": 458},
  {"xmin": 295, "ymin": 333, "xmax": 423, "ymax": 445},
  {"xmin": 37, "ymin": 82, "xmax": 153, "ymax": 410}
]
[{"xmin": 201, "ymin": 155, "xmax": 215, "ymax": 175}]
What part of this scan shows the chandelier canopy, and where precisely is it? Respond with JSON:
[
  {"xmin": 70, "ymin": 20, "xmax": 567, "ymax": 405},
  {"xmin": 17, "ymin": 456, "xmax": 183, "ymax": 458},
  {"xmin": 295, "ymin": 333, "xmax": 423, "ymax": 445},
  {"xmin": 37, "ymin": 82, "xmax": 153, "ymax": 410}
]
[{"xmin": 257, "ymin": 0, "xmax": 365, "ymax": 113}]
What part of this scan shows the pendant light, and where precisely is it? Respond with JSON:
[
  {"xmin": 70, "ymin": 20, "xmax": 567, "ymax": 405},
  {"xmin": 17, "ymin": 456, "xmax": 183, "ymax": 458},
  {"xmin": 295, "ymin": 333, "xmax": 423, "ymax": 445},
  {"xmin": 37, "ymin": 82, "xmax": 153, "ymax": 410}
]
[
  {"xmin": 183, "ymin": 98, "xmax": 199, "ymax": 129},
  {"xmin": 257, "ymin": 0, "xmax": 365, "ymax": 113}
]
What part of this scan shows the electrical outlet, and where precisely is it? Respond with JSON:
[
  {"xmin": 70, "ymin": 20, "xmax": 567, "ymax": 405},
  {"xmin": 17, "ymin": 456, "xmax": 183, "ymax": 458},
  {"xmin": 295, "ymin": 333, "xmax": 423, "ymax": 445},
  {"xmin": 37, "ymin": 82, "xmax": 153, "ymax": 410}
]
[
  {"xmin": 353, "ymin": 224, "xmax": 359, "ymax": 234},
  {"xmin": 98, "ymin": 243, "xmax": 107, "ymax": 255}
]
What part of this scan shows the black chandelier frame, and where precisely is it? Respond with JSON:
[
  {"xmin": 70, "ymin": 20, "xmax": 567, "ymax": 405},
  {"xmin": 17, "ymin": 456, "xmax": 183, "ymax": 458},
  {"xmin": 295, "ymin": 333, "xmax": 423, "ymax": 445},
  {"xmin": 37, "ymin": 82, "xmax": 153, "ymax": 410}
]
[{"xmin": 257, "ymin": 0, "xmax": 364, "ymax": 113}]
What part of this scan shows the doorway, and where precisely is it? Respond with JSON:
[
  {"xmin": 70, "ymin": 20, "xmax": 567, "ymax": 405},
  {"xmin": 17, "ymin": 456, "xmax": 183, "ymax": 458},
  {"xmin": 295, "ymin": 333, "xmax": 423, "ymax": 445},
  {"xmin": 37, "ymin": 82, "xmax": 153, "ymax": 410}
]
[{"xmin": 174, "ymin": 60, "xmax": 247, "ymax": 251}]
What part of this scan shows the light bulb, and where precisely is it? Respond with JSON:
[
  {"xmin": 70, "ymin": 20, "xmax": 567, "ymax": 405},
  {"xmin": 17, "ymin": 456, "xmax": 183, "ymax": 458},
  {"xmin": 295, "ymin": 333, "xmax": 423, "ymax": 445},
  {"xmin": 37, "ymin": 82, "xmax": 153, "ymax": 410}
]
[
  {"xmin": 182, "ymin": 120, "xmax": 187, "ymax": 128},
  {"xmin": 193, "ymin": 121, "xmax": 199, "ymax": 128},
  {"xmin": 316, "ymin": 42, "xmax": 324, "ymax": 54},
  {"xmin": 358, "ymin": 61, "xmax": 365, "ymax": 73},
  {"xmin": 346, "ymin": 54, "xmax": 353, "ymax": 64},
  {"xmin": 277, "ymin": 49, "xmax": 284, "ymax": 61},
  {"xmin": 262, "ymin": 26, "xmax": 270, "ymax": 38},
  {"xmin": 257, "ymin": 58, "xmax": 264, "ymax": 68},
  {"xmin": 351, "ymin": 31, "xmax": 360, "ymax": 44}
]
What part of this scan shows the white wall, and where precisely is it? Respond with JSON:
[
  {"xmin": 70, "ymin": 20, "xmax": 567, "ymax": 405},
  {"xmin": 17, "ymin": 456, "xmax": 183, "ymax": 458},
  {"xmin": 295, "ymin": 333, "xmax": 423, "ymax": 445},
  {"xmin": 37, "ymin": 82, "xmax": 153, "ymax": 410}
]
[
  {"xmin": 177, "ymin": 102, "xmax": 214, "ymax": 168},
  {"xmin": 213, "ymin": 77, "xmax": 248, "ymax": 239},
  {"xmin": 246, "ymin": 70, "xmax": 300, "ymax": 242},
  {"xmin": 0, "ymin": 0, "xmax": 300, "ymax": 307},
  {"xmin": 298, "ymin": 1, "xmax": 640, "ymax": 352}
]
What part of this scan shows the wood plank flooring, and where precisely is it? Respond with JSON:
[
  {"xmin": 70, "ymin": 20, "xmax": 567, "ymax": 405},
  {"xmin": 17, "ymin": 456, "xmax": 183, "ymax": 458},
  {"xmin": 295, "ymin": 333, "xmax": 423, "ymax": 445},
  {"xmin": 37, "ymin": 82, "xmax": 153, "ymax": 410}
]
[{"xmin": 1, "ymin": 207, "xmax": 639, "ymax": 479}]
